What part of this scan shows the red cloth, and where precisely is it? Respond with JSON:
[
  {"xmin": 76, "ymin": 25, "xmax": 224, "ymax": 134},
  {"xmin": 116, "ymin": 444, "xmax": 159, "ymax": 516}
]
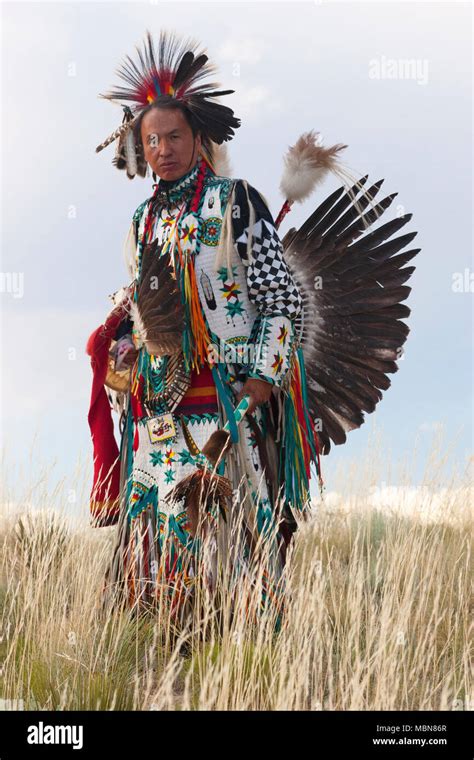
[
  {"xmin": 86, "ymin": 305, "xmax": 128, "ymax": 527},
  {"xmin": 174, "ymin": 363, "xmax": 218, "ymax": 416}
]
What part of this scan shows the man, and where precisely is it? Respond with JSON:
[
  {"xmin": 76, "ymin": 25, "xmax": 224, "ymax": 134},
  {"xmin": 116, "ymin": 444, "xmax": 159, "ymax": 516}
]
[
  {"xmin": 121, "ymin": 105, "xmax": 276, "ymax": 417},
  {"xmin": 88, "ymin": 29, "xmax": 420, "ymax": 633},
  {"xmin": 88, "ymin": 29, "xmax": 320, "ymax": 628}
]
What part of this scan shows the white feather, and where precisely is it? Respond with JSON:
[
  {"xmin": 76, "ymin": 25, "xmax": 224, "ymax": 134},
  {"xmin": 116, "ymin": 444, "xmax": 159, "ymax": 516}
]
[{"xmin": 128, "ymin": 300, "xmax": 146, "ymax": 347}]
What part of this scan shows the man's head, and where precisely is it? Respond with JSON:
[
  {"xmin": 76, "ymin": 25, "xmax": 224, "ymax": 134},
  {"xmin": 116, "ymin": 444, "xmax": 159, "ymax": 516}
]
[
  {"xmin": 134, "ymin": 100, "xmax": 203, "ymax": 182},
  {"xmin": 98, "ymin": 31, "xmax": 241, "ymax": 179}
]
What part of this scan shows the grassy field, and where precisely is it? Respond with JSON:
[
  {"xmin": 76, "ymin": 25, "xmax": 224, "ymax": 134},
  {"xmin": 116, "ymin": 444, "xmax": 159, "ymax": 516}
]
[{"xmin": 0, "ymin": 431, "xmax": 471, "ymax": 711}]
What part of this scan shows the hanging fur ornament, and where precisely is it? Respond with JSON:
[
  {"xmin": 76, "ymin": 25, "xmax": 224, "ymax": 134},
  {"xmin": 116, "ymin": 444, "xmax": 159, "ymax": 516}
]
[
  {"xmin": 107, "ymin": 106, "xmax": 147, "ymax": 179},
  {"xmin": 212, "ymin": 142, "xmax": 233, "ymax": 177},
  {"xmin": 122, "ymin": 123, "xmax": 139, "ymax": 178},
  {"xmin": 122, "ymin": 220, "xmax": 138, "ymax": 281},
  {"xmin": 95, "ymin": 108, "xmax": 139, "ymax": 154}
]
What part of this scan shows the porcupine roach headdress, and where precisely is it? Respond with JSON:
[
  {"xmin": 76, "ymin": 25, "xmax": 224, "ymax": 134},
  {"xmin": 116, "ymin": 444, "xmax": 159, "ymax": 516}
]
[{"xmin": 95, "ymin": 29, "xmax": 241, "ymax": 178}]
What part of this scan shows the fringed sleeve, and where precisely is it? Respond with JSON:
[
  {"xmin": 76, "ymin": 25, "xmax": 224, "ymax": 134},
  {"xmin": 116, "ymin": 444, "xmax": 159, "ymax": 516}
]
[{"xmin": 231, "ymin": 180, "xmax": 324, "ymax": 509}]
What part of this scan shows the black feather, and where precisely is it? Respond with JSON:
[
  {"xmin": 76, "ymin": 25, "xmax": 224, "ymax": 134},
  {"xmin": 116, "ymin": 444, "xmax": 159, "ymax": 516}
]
[{"xmin": 284, "ymin": 174, "xmax": 420, "ymax": 452}]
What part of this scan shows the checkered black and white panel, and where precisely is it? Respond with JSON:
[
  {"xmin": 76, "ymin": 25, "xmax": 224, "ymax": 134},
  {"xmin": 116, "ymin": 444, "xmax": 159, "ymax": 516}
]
[{"xmin": 235, "ymin": 218, "xmax": 303, "ymax": 320}]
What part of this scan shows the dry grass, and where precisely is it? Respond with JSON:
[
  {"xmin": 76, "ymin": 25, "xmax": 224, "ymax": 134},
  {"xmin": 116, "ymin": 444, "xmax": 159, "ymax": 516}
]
[{"xmin": 0, "ymin": 428, "xmax": 471, "ymax": 711}]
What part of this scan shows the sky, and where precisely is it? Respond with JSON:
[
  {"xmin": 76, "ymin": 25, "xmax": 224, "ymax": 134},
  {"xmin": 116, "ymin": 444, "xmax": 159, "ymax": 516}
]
[{"xmin": 0, "ymin": 1, "xmax": 472, "ymax": 520}]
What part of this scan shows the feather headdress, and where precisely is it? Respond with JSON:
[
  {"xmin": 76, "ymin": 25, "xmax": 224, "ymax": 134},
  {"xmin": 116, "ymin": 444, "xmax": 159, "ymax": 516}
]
[{"xmin": 96, "ymin": 29, "xmax": 241, "ymax": 178}]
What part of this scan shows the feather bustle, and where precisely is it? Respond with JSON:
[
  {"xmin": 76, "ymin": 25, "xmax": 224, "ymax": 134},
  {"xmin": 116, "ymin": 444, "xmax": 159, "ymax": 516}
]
[{"xmin": 282, "ymin": 170, "xmax": 420, "ymax": 452}]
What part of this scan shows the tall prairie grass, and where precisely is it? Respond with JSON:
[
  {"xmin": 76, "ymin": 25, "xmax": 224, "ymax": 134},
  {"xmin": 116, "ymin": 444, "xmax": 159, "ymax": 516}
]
[{"xmin": 0, "ymin": 427, "xmax": 471, "ymax": 711}]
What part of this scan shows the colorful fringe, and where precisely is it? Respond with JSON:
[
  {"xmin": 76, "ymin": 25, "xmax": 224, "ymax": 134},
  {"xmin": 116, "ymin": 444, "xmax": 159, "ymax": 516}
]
[
  {"xmin": 172, "ymin": 216, "xmax": 214, "ymax": 375},
  {"xmin": 281, "ymin": 346, "xmax": 324, "ymax": 508},
  {"xmin": 135, "ymin": 156, "xmax": 215, "ymax": 376}
]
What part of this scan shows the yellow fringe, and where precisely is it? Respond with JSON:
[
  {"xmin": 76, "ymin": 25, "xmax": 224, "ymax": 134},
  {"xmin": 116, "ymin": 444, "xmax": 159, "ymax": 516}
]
[
  {"xmin": 139, "ymin": 203, "xmax": 212, "ymax": 374},
  {"xmin": 175, "ymin": 226, "xmax": 212, "ymax": 373}
]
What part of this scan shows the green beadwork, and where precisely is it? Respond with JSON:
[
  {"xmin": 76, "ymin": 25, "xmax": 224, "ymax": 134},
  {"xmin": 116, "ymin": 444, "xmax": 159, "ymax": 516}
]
[
  {"xmin": 201, "ymin": 216, "xmax": 222, "ymax": 246},
  {"xmin": 181, "ymin": 412, "xmax": 219, "ymax": 426}
]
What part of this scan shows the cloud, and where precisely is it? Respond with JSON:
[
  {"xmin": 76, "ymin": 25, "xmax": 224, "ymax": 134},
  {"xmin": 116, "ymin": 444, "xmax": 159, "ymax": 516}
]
[
  {"xmin": 226, "ymin": 83, "xmax": 283, "ymax": 122},
  {"xmin": 217, "ymin": 37, "xmax": 267, "ymax": 66},
  {"xmin": 312, "ymin": 484, "xmax": 473, "ymax": 526},
  {"xmin": 214, "ymin": 37, "xmax": 281, "ymax": 122},
  {"xmin": 1, "ymin": 306, "xmax": 106, "ymax": 419}
]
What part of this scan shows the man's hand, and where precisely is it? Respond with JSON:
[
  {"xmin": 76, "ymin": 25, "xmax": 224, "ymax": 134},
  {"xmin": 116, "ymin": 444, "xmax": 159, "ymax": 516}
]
[
  {"xmin": 236, "ymin": 377, "xmax": 273, "ymax": 414},
  {"xmin": 120, "ymin": 347, "xmax": 139, "ymax": 368}
]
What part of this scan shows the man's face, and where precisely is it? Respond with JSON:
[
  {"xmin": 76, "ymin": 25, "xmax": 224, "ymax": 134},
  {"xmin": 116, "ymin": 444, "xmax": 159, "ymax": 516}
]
[{"xmin": 141, "ymin": 107, "xmax": 202, "ymax": 182}]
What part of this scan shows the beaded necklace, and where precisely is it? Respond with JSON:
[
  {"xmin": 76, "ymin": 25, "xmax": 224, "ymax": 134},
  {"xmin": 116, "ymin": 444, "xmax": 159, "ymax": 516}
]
[{"xmin": 136, "ymin": 160, "xmax": 202, "ymax": 281}]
